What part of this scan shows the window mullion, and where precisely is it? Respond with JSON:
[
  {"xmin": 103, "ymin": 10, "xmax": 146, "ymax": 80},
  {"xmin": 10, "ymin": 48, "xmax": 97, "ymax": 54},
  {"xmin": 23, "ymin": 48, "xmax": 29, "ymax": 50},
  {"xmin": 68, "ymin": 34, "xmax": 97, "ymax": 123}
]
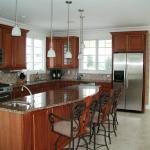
[
  {"xmin": 33, "ymin": 39, "xmax": 34, "ymax": 70},
  {"xmin": 96, "ymin": 40, "xmax": 98, "ymax": 72}
]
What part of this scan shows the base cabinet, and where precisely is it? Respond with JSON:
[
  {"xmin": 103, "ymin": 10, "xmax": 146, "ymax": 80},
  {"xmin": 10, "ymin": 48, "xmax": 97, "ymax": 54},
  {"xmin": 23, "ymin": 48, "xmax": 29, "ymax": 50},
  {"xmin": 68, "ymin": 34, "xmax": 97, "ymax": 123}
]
[{"xmin": 32, "ymin": 110, "xmax": 49, "ymax": 150}]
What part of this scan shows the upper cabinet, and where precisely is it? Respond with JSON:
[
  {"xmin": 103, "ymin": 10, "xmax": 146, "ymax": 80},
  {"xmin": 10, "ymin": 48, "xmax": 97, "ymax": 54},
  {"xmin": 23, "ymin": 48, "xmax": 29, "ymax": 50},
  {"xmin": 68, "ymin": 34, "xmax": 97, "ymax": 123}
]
[
  {"xmin": 46, "ymin": 36, "xmax": 79, "ymax": 68},
  {"xmin": 12, "ymin": 32, "xmax": 27, "ymax": 69},
  {"xmin": 111, "ymin": 31, "xmax": 147, "ymax": 52},
  {"xmin": 1, "ymin": 26, "xmax": 12, "ymax": 68},
  {"xmin": 46, "ymin": 37, "xmax": 63, "ymax": 68},
  {"xmin": 0, "ymin": 24, "xmax": 28, "ymax": 69},
  {"xmin": 62, "ymin": 37, "xmax": 79, "ymax": 68}
]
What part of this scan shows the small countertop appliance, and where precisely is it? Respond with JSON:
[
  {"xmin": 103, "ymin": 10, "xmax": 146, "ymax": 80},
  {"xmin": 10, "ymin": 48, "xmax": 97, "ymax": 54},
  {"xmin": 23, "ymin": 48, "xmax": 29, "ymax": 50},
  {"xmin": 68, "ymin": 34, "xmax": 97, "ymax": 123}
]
[{"xmin": 50, "ymin": 69, "xmax": 62, "ymax": 80}]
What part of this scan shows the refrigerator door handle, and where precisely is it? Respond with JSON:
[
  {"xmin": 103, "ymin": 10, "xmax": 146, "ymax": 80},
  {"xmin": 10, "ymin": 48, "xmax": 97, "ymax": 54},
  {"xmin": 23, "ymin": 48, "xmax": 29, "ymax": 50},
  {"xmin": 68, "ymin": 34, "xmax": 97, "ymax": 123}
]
[{"xmin": 126, "ymin": 75, "xmax": 128, "ymax": 89}]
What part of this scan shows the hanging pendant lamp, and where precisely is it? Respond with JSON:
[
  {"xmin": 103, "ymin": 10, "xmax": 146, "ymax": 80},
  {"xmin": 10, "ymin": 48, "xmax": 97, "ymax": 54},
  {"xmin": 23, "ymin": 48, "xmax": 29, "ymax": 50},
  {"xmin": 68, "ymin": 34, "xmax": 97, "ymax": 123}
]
[
  {"xmin": 64, "ymin": 1, "xmax": 72, "ymax": 59},
  {"xmin": 12, "ymin": 0, "xmax": 21, "ymax": 36},
  {"xmin": 78, "ymin": 9, "xmax": 85, "ymax": 59},
  {"xmin": 47, "ymin": 0, "xmax": 56, "ymax": 57}
]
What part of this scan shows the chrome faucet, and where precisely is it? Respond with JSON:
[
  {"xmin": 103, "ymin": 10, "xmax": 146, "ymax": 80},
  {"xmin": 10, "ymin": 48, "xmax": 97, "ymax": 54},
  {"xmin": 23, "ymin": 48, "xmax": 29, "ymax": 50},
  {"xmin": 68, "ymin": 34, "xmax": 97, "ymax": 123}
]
[
  {"xmin": 21, "ymin": 85, "xmax": 32, "ymax": 96},
  {"xmin": 21, "ymin": 85, "xmax": 34, "ymax": 107}
]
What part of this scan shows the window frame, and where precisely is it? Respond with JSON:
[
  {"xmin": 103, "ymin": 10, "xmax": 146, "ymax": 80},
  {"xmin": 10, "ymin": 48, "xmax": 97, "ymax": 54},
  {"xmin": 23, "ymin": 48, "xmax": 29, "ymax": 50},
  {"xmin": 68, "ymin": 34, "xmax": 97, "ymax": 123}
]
[
  {"xmin": 79, "ymin": 39, "xmax": 112, "ymax": 74},
  {"xmin": 26, "ymin": 37, "xmax": 46, "ymax": 74}
]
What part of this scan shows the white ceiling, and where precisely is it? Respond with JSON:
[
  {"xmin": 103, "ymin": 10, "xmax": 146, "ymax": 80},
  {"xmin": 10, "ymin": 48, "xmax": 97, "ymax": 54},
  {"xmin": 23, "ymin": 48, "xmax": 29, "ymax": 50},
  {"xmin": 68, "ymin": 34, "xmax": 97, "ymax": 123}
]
[{"xmin": 0, "ymin": 0, "xmax": 150, "ymax": 32}]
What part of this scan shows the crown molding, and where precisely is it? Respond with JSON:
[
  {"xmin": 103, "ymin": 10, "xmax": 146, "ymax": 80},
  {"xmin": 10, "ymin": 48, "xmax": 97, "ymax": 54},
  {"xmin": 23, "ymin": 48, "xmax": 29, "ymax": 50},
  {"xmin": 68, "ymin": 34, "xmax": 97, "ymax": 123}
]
[
  {"xmin": 0, "ymin": 17, "xmax": 49, "ymax": 36},
  {"xmin": 54, "ymin": 26, "xmax": 150, "ymax": 35}
]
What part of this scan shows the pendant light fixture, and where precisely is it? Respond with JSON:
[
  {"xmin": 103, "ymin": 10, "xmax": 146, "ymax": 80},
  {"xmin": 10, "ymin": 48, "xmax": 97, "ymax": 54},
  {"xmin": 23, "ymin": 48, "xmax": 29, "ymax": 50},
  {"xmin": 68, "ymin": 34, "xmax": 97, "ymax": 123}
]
[
  {"xmin": 47, "ymin": 0, "xmax": 56, "ymax": 57},
  {"xmin": 64, "ymin": 1, "xmax": 72, "ymax": 59},
  {"xmin": 12, "ymin": 0, "xmax": 21, "ymax": 36},
  {"xmin": 78, "ymin": 9, "xmax": 85, "ymax": 59}
]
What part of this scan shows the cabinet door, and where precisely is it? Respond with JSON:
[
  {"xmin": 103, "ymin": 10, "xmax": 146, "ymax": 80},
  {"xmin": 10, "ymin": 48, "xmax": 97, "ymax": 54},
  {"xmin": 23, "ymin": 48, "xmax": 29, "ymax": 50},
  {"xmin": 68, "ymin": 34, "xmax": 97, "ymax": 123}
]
[
  {"xmin": 127, "ymin": 34, "xmax": 145, "ymax": 51},
  {"xmin": 1, "ymin": 28, "xmax": 12, "ymax": 68},
  {"xmin": 12, "ymin": 34, "xmax": 26, "ymax": 69},
  {"xmin": 62, "ymin": 37, "xmax": 79, "ymax": 68},
  {"xmin": 112, "ymin": 34, "xmax": 126, "ymax": 52},
  {"xmin": 32, "ymin": 110, "xmax": 48, "ymax": 150},
  {"xmin": 54, "ymin": 38, "xmax": 63, "ymax": 67},
  {"xmin": 71, "ymin": 37, "xmax": 79, "ymax": 68},
  {"xmin": 46, "ymin": 37, "xmax": 63, "ymax": 68}
]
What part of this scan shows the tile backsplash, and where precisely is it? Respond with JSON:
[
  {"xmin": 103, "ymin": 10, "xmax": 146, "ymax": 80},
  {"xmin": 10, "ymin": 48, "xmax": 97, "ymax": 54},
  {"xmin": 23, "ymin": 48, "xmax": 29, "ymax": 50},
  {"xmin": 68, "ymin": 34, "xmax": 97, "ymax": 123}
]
[
  {"xmin": 29, "ymin": 73, "xmax": 49, "ymax": 82},
  {"xmin": 0, "ymin": 69, "xmax": 111, "ymax": 84},
  {"xmin": 0, "ymin": 71, "xmax": 18, "ymax": 84},
  {"xmin": 61, "ymin": 69, "xmax": 111, "ymax": 81},
  {"xmin": 0, "ymin": 71, "xmax": 49, "ymax": 84}
]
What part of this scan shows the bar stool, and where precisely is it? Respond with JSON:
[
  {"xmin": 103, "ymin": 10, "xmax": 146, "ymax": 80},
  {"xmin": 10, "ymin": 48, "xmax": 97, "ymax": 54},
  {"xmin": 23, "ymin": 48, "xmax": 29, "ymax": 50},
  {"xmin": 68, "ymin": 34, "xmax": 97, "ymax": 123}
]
[
  {"xmin": 90, "ymin": 99, "xmax": 112, "ymax": 150},
  {"xmin": 48, "ymin": 96, "xmax": 97, "ymax": 150},
  {"xmin": 48, "ymin": 102, "xmax": 85, "ymax": 150},
  {"xmin": 110, "ymin": 85, "xmax": 123, "ymax": 134},
  {"xmin": 76, "ymin": 97, "xmax": 97, "ymax": 149}
]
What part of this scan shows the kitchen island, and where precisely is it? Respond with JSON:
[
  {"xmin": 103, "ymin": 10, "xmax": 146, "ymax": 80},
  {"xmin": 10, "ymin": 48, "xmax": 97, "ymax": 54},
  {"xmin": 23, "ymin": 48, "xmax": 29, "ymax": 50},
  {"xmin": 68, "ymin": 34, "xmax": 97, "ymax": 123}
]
[{"xmin": 0, "ymin": 84, "xmax": 101, "ymax": 150}]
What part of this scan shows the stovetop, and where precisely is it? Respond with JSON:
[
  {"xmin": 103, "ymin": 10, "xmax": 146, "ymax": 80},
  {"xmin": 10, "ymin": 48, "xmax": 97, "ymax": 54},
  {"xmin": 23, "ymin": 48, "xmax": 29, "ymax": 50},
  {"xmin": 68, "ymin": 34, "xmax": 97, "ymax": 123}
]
[{"xmin": 0, "ymin": 83, "xmax": 10, "ymax": 87}]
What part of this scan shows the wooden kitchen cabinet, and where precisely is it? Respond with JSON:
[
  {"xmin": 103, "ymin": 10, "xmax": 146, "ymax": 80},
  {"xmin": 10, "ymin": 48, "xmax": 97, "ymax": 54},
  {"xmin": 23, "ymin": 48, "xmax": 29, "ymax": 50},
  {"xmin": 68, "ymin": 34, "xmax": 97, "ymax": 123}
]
[
  {"xmin": 32, "ymin": 110, "xmax": 49, "ymax": 150},
  {"xmin": 46, "ymin": 37, "xmax": 63, "ymax": 68},
  {"xmin": 62, "ymin": 36, "xmax": 79, "ymax": 68},
  {"xmin": 46, "ymin": 36, "xmax": 79, "ymax": 69},
  {"xmin": 127, "ymin": 33, "xmax": 146, "ymax": 51},
  {"xmin": 12, "ymin": 32, "xmax": 27, "ymax": 69},
  {"xmin": 0, "ymin": 24, "xmax": 28, "ymax": 69},
  {"xmin": 111, "ymin": 31, "xmax": 147, "ymax": 52},
  {"xmin": 111, "ymin": 33, "xmax": 126, "ymax": 52},
  {"xmin": 0, "ymin": 26, "xmax": 12, "ymax": 68}
]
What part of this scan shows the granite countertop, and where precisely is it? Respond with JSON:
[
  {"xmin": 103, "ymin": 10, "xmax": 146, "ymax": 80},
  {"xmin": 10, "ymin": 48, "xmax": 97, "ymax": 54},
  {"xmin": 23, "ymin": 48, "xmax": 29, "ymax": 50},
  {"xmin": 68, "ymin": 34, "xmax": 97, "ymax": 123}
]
[
  {"xmin": 0, "ymin": 84, "xmax": 100, "ymax": 114},
  {"xmin": 12, "ymin": 79, "xmax": 111, "ymax": 87}
]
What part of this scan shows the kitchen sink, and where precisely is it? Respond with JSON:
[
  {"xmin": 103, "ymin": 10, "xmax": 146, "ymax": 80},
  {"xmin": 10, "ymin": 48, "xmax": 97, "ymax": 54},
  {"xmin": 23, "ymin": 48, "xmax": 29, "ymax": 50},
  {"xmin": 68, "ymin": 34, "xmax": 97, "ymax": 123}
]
[{"xmin": 2, "ymin": 101, "xmax": 32, "ymax": 110}]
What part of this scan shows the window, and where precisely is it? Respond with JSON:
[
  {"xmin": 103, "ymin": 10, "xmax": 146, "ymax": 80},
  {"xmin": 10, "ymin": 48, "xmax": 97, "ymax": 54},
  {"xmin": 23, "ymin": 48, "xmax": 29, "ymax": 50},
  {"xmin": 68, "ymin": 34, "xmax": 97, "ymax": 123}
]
[
  {"xmin": 79, "ymin": 40, "xmax": 112, "ymax": 74},
  {"xmin": 26, "ymin": 38, "xmax": 45, "ymax": 72}
]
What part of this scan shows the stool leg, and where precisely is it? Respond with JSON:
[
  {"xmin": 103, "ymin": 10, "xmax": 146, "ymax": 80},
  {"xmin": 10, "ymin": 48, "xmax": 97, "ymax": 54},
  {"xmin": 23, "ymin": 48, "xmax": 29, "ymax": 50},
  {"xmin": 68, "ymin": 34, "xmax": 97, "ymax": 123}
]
[
  {"xmin": 82, "ymin": 136, "xmax": 88, "ymax": 150},
  {"xmin": 108, "ymin": 115, "xmax": 111, "ymax": 144},
  {"xmin": 55, "ymin": 136, "xmax": 61, "ymax": 150},
  {"xmin": 101, "ymin": 123, "xmax": 109, "ymax": 150},
  {"xmin": 93, "ymin": 124, "xmax": 96, "ymax": 150},
  {"xmin": 113, "ymin": 115, "xmax": 117, "ymax": 136},
  {"xmin": 76, "ymin": 137, "xmax": 81, "ymax": 150}
]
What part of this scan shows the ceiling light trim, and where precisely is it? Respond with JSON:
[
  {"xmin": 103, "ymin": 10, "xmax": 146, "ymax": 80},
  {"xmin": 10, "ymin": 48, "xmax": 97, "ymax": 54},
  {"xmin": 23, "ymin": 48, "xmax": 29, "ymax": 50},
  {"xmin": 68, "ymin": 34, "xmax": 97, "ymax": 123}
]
[
  {"xmin": 12, "ymin": 0, "xmax": 21, "ymax": 36},
  {"xmin": 64, "ymin": 1, "xmax": 72, "ymax": 59},
  {"xmin": 47, "ymin": 0, "xmax": 56, "ymax": 58}
]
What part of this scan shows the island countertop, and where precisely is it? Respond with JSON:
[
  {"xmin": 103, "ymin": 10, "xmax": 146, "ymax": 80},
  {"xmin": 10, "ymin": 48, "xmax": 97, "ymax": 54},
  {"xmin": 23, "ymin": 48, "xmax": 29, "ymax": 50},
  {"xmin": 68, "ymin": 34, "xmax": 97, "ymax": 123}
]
[{"xmin": 0, "ymin": 84, "xmax": 100, "ymax": 114}]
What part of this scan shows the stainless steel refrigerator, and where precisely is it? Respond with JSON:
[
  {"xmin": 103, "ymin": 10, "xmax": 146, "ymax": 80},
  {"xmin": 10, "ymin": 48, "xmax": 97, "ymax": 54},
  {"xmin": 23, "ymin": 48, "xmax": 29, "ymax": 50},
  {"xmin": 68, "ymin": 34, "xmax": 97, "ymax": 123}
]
[{"xmin": 113, "ymin": 53, "xmax": 144, "ymax": 111}]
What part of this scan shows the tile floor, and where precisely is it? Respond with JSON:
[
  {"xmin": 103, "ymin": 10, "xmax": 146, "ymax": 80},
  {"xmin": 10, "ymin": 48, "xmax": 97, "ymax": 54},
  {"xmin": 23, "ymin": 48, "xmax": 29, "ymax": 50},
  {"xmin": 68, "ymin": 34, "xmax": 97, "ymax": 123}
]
[
  {"xmin": 108, "ymin": 110, "xmax": 150, "ymax": 150},
  {"xmin": 72, "ymin": 110, "xmax": 150, "ymax": 150}
]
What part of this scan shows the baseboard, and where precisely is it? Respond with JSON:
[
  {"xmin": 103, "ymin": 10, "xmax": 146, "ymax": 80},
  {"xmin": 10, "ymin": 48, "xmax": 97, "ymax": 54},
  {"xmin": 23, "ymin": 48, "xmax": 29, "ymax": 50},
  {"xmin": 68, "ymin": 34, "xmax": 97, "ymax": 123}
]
[{"xmin": 146, "ymin": 105, "xmax": 150, "ymax": 110}]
